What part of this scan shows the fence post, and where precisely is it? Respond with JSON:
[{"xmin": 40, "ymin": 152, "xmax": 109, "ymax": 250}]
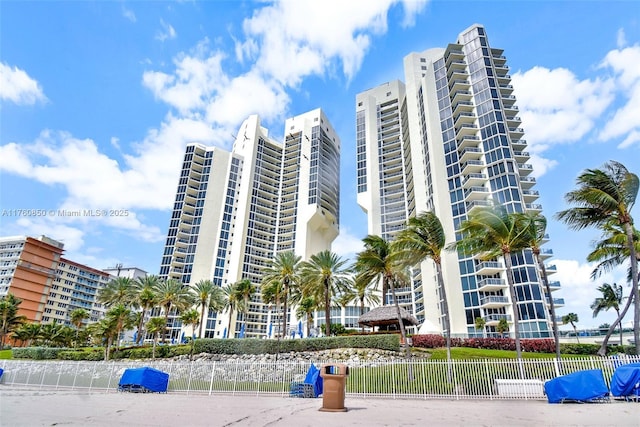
[
  {"xmin": 71, "ymin": 361, "xmax": 80, "ymax": 390},
  {"xmin": 107, "ymin": 362, "xmax": 115, "ymax": 392},
  {"xmin": 209, "ymin": 361, "xmax": 216, "ymax": 396},
  {"xmin": 89, "ymin": 361, "xmax": 97, "ymax": 391},
  {"xmin": 187, "ymin": 362, "xmax": 194, "ymax": 394}
]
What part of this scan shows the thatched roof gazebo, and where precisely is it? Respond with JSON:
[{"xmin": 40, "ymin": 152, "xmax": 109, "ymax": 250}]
[{"xmin": 358, "ymin": 306, "xmax": 419, "ymax": 331}]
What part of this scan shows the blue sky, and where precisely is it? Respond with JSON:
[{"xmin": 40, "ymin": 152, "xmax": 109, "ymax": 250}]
[{"xmin": 1, "ymin": 1, "xmax": 639, "ymax": 329}]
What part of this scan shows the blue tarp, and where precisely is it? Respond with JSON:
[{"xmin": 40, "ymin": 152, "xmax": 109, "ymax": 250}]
[
  {"xmin": 544, "ymin": 369, "xmax": 610, "ymax": 403},
  {"xmin": 118, "ymin": 367, "xmax": 169, "ymax": 393},
  {"xmin": 290, "ymin": 364, "xmax": 323, "ymax": 398},
  {"xmin": 610, "ymin": 362, "xmax": 640, "ymax": 398}
]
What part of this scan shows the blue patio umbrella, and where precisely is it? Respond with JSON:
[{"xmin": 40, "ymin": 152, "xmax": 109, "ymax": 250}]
[
  {"xmin": 239, "ymin": 323, "xmax": 245, "ymax": 338},
  {"xmin": 223, "ymin": 327, "xmax": 227, "ymax": 339},
  {"xmin": 268, "ymin": 323, "xmax": 273, "ymax": 338},
  {"xmin": 180, "ymin": 332, "xmax": 186, "ymax": 343},
  {"xmin": 133, "ymin": 331, "xmax": 138, "ymax": 342},
  {"xmin": 298, "ymin": 321, "xmax": 303, "ymax": 338}
]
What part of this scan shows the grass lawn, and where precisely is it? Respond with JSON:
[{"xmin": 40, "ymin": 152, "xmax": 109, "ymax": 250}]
[
  {"xmin": 0, "ymin": 349, "xmax": 12, "ymax": 359},
  {"xmin": 423, "ymin": 347, "xmax": 585, "ymax": 360}
]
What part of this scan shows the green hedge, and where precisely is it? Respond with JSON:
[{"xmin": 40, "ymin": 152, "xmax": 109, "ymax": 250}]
[
  {"xmin": 193, "ymin": 334, "xmax": 401, "ymax": 355},
  {"xmin": 10, "ymin": 335, "xmax": 401, "ymax": 361},
  {"xmin": 12, "ymin": 347, "xmax": 66, "ymax": 360},
  {"xmin": 559, "ymin": 343, "xmax": 636, "ymax": 356}
]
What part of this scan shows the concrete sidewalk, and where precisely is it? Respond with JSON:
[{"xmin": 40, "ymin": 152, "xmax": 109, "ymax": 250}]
[{"xmin": 1, "ymin": 387, "xmax": 639, "ymax": 426}]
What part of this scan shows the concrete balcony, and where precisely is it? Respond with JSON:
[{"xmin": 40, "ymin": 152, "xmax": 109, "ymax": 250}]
[
  {"xmin": 511, "ymin": 139, "xmax": 528, "ymax": 150},
  {"xmin": 454, "ymin": 111, "xmax": 476, "ymax": 127},
  {"xmin": 449, "ymin": 78, "xmax": 471, "ymax": 93},
  {"xmin": 514, "ymin": 150, "xmax": 531, "ymax": 162},
  {"xmin": 480, "ymin": 295, "xmax": 510, "ymax": 309},
  {"xmin": 520, "ymin": 176, "xmax": 537, "ymax": 189},
  {"xmin": 462, "ymin": 172, "xmax": 488, "ymax": 189},
  {"xmin": 457, "ymin": 134, "xmax": 480, "ymax": 150},
  {"xmin": 546, "ymin": 297, "xmax": 565, "ymax": 307},
  {"xmin": 519, "ymin": 163, "xmax": 534, "ymax": 176},
  {"xmin": 461, "ymin": 159, "xmax": 485, "ymax": 174},
  {"xmin": 477, "ymin": 277, "xmax": 507, "ymax": 292},
  {"xmin": 466, "ymin": 199, "xmax": 493, "ymax": 213},
  {"xmin": 539, "ymin": 248, "xmax": 554, "ymax": 259},
  {"xmin": 451, "ymin": 89, "xmax": 472, "ymax": 104},
  {"xmin": 452, "ymin": 100, "xmax": 474, "ymax": 116},
  {"xmin": 499, "ymin": 84, "xmax": 514, "ymax": 96},
  {"xmin": 522, "ymin": 189, "xmax": 539, "ymax": 203},
  {"xmin": 476, "ymin": 262, "xmax": 505, "ymax": 276},
  {"xmin": 545, "ymin": 264, "xmax": 558, "ymax": 275},
  {"xmin": 509, "ymin": 127, "xmax": 525, "ymax": 139},
  {"xmin": 526, "ymin": 203, "xmax": 543, "ymax": 213},
  {"xmin": 464, "ymin": 186, "xmax": 489, "ymax": 201},
  {"xmin": 458, "ymin": 147, "xmax": 482, "ymax": 163},
  {"xmin": 483, "ymin": 313, "xmax": 512, "ymax": 326}
]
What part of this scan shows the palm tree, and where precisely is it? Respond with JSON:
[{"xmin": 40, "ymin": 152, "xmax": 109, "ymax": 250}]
[
  {"xmin": 223, "ymin": 283, "xmax": 241, "ymax": 338},
  {"xmin": 355, "ymin": 235, "xmax": 411, "ymax": 357},
  {"xmin": 260, "ymin": 279, "xmax": 285, "ymax": 338},
  {"xmin": 69, "ymin": 308, "xmax": 89, "ymax": 348},
  {"xmin": 39, "ymin": 320, "xmax": 66, "ymax": 347},
  {"xmin": 591, "ymin": 283, "xmax": 625, "ymax": 345},
  {"xmin": 556, "ymin": 160, "xmax": 639, "ymax": 354},
  {"xmin": 0, "ymin": 293, "xmax": 25, "ymax": 348},
  {"xmin": 12, "ymin": 322, "xmax": 40, "ymax": 347},
  {"xmin": 450, "ymin": 205, "xmax": 530, "ymax": 359},
  {"xmin": 192, "ymin": 280, "xmax": 226, "ymax": 338},
  {"xmin": 180, "ymin": 308, "xmax": 200, "ymax": 358},
  {"xmin": 496, "ymin": 318, "xmax": 509, "ymax": 338},
  {"xmin": 145, "ymin": 317, "xmax": 166, "ymax": 359},
  {"xmin": 106, "ymin": 304, "xmax": 134, "ymax": 350},
  {"xmin": 563, "ymin": 312, "xmax": 580, "ymax": 344},
  {"xmin": 87, "ymin": 317, "xmax": 118, "ymax": 360},
  {"xmin": 341, "ymin": 274, "xmax": 380, "ymax": 332},
  {"xmin": 261, "ymin": 251, "xmax": 301, "ymax": 339},
  {"xmin": 393, "ymin": 212, "xmax": 453, "ymax": 361},
  {"xmin": 296, "ymin": 296, "xmax": 319, "ymax": 337},
  {"xmin": 131, "ymin": 275, "xmax": 158, "ymax": 344},
  {"xmin": 97, "ymin": 277, "xmax": 135, "ymax": 308},
  {"xmin": 517, "ymin": 211, "xmax": 561, "ymax": 360},
  {"xmin": 586, "ymin": 223, "xmax": 640, "ymax": 355},
  {"xmin": 300, "ymin": 250, "xmax": 353, "ymax": 337},
  {"xmin": 153, "ymin": 279, "xmax": 194, "ymax": 343},
  {"xmin": 474, "ymin": 317, "xmax": 486, "ymax": 338}
]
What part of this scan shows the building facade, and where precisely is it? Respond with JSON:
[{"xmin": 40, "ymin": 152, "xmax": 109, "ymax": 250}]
[
  {"xmin": 356, "ymin": 24, "xmax": 562, "ymax": 338},
  {"xmin": 159, "ymin": 108, "xmax": 340, "ymax": 340},
  {"xmin": 0, "ymin": 235, "xmax": 118, "ymax": 328}
]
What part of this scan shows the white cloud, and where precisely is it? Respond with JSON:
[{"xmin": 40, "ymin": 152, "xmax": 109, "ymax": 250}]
[
  {"xmin": 0, "ymin": 115, "xmax": 220, "ymax": 213},
  {"xmin": 238, "ymin": 0, "xmax": 427, "ymax": 85},
  {"xmin": 122, "ymin": 6, "xmax": 136, "ymax": 23},
  {"xmin": 597, "ymin": 45, "xmax": 640, "ymax": 147},
  {"xmin": 332, "ymin": 227, "xmax": 365, "ymax": 259},
  {"xmin": 156, "ymin": 19, "xmax": 177, "ymax": 42},
  {"xmin": 12, "ymin": 218, "xmax": 86, "ymax": 253},
  {"xmin": 0, "ymin": 62, "xmax": 47, "ymax": 105},
  {"xmin": 143, "ymin": 41, "xmax": 227, "ymax": 115},
  {"xmin": 552, "ymin": 259, "xmax": 630, "ymax": 329},
  {"xmin": 512, "ymin": 66, "xmax": 614, "ymax": 151},
  {"xmin": 617, "ymin": 28, "xmax": 627, "ymax": 49}
]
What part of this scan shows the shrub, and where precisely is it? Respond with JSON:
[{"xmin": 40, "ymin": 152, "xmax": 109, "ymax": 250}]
[
  {"xmin": 411, "ymin": 334, "xmax": 445, "ymax": 348},
  {"xmin": 12, "ymin": 347, "xmax": 66, "ymax": 360},
  {"xmin": 559, "ymin": 343, "xmax": 599, "ymax": 355},
  {"xmin": 58, "ymin": 349, "xmax": 104, "ymax": 361}
]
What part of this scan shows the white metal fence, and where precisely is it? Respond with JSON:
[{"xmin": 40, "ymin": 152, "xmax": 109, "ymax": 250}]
[{"xmin": 2, "ymin": 355, "xmax": 638, "ymax": 400}]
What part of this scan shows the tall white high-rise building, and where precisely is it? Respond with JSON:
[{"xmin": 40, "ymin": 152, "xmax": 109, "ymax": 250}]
[
  {"xmin": 159, "ymin": 108, "xmax": 340, "ymax": 340},
  {"xmin": 356, "ymin": 24, "xmax": 562, "ymax": 338}
]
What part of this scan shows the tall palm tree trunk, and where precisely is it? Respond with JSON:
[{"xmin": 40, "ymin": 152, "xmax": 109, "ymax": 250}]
[
  {"xmin": 199, "ymin": 305, "xmax": 206, "ymax": 339},
  {"xmin": 623, "ymin": 222, "xmax": 640, "ymax": 354},
  {"xmin": 435, "ymin": 261, "xmax": 452, "ymax": 362},
  {"xmin": 137, "ymin": 309, "xmax": 147, "ymax": 345},
  {"xmin": 282, "ymin": 279, "xmax": 289, "ymax": 340},
  {"xmin": 162, "ymin": 304, "xmax": 171, "ymax": 344},
  {"xmin": 535, "ymin": 254, "xmax": 561, "ymax": 359},
  {"xmin": 324, "ymin": 278, "xmax": 331, "ymax": 336},
  {"xmin": 227, "ymin": 308, "xmax": 234, "ymax": 339},
  {"xmin": 387, "ymin": 276, "xmax": 410, "ymax": 359},
  {"xmin": 504, "ymin": 253, "xmax": 522, "ymax": 359}
]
